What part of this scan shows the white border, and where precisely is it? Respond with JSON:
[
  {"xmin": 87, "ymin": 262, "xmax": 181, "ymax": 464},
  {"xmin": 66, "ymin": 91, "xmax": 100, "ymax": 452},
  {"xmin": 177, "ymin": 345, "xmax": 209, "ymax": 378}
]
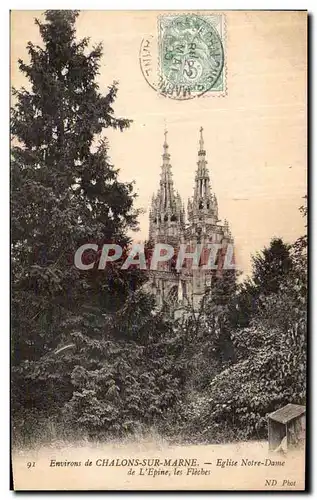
[{"xmin": 2, "ymin": 2, "xmax": 314, "ymax": 499}]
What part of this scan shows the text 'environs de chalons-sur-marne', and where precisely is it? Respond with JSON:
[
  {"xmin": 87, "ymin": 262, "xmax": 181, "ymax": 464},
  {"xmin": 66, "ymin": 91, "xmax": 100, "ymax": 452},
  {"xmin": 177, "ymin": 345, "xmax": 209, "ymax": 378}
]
[{"xmin": 49, "ymin": 457, "xmax": 285, "ymax": 468}]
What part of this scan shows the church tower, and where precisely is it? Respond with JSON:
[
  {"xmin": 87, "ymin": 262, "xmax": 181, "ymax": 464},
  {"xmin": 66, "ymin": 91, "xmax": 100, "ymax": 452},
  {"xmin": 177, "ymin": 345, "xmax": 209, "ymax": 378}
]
[
  {"xmin": 187, "ymin": 127, "xmax": 219, "ymax": 234},
  {"xmin": 149, "ymin": 130, "xmax": 185, "ymax": 246},
  {"xmin": 147, "ymin": 127, "xmax": 234, "ymax": 315},
  {"xmin": 185, "ymin": 128, "xmax": 233, "ymax": 309}
]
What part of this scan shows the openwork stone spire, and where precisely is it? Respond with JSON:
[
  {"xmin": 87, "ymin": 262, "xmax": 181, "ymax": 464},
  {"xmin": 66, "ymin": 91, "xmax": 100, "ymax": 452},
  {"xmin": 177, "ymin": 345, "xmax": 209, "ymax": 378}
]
[
  {"xmin": 160, "ymin": 129, "xmax": 174, "ymax": 211},
  {"xmin": 149, "ymin": 130, "xmax": 185, "ymax": 242},
  {"xmin": 187, "ymin": 127, "xmax": 219, "ymax": 226}
]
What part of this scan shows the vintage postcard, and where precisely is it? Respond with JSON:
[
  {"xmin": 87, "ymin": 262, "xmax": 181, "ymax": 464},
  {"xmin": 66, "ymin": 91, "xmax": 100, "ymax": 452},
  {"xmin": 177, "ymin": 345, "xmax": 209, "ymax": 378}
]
[{"xmin": 10, "ymin": 10, "xmax": 307, "ymax": 491}]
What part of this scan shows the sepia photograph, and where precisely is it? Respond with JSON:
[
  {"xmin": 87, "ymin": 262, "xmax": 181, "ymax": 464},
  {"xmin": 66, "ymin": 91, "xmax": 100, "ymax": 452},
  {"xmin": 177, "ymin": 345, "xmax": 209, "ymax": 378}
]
[{"xmin": 10, "ymin": 9, "xmax": 307, "ymax": 491}]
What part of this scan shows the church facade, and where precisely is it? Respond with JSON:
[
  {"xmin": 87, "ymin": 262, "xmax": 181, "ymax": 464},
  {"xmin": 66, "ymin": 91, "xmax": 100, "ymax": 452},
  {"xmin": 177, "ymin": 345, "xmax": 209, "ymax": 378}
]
[{"xmin": 147, "ymin": 128, "xmax": 233, "ymax": 316}]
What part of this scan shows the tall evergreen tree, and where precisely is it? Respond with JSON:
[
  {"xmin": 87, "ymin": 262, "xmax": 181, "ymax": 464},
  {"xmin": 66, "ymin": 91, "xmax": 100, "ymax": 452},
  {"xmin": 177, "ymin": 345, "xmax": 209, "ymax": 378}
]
[{"xmin": 11, "ymin": 10, "xmax": 142, "ymax": 417}]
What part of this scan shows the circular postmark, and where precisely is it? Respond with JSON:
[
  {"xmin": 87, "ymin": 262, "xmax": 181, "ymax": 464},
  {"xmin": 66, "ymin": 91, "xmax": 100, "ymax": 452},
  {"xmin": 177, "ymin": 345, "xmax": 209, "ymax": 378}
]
[
  {"xmin": 139, "ymin": 35, "xmax": 158, "ymax": 94},
  {"xmin": 139, "ymin": 14, "xmax": 224, "ymax": 100}
]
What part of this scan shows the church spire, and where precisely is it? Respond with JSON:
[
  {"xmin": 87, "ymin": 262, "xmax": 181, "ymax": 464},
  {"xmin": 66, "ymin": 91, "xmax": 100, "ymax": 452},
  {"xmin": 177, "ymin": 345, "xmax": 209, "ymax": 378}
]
[
  {"xmin": 160, "ymin": 129, "xmax": 174, "ymax": 210},
  {"xmin": 149, "ymin": 130, "xmax": 185, "ymax": 242},
  {"xmin": 195, "ymin": 126, "xmax": 210, "ymax": 197},
  {"xmin": 187, "ymin": 127, "xmax": 219, "ymax": 226}
]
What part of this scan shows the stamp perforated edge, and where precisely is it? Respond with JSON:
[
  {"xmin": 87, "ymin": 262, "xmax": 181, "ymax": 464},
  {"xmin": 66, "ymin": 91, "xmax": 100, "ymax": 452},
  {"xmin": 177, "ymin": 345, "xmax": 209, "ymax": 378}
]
[{"xmin": 156, "ymin": 11, "xmax": 227, "ymax": 99}]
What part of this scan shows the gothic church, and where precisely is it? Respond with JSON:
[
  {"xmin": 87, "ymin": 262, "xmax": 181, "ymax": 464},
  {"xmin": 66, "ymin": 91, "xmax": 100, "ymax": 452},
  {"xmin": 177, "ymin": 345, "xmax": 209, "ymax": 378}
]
[{"xmin": 148, "ymin": 128, "xmax": 233, "ymax": 316}]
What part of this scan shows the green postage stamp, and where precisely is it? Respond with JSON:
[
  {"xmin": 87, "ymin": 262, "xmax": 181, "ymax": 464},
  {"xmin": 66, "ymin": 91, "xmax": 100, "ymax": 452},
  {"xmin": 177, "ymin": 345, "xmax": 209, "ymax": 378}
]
[{"xmin": 158, "ymin": 13, "xmax": 226, "ymax": 99}]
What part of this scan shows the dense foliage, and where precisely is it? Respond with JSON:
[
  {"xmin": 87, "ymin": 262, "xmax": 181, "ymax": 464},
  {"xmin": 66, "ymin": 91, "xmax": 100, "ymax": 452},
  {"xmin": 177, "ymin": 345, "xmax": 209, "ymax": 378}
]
[
  {"xmin": 11, "ymin": 11, "xmax": 307, "ymax": 447},
  {"xmin": 182, "ymin": 225, "xmax": 307, "ymax": 442}
]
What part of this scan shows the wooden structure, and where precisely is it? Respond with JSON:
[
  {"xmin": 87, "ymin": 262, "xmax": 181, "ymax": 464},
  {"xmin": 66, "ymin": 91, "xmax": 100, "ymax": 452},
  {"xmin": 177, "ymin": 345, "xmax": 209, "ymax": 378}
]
[{"xmin": 268, "ymin": 403, "xmax": 305, "ymax": 452}]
